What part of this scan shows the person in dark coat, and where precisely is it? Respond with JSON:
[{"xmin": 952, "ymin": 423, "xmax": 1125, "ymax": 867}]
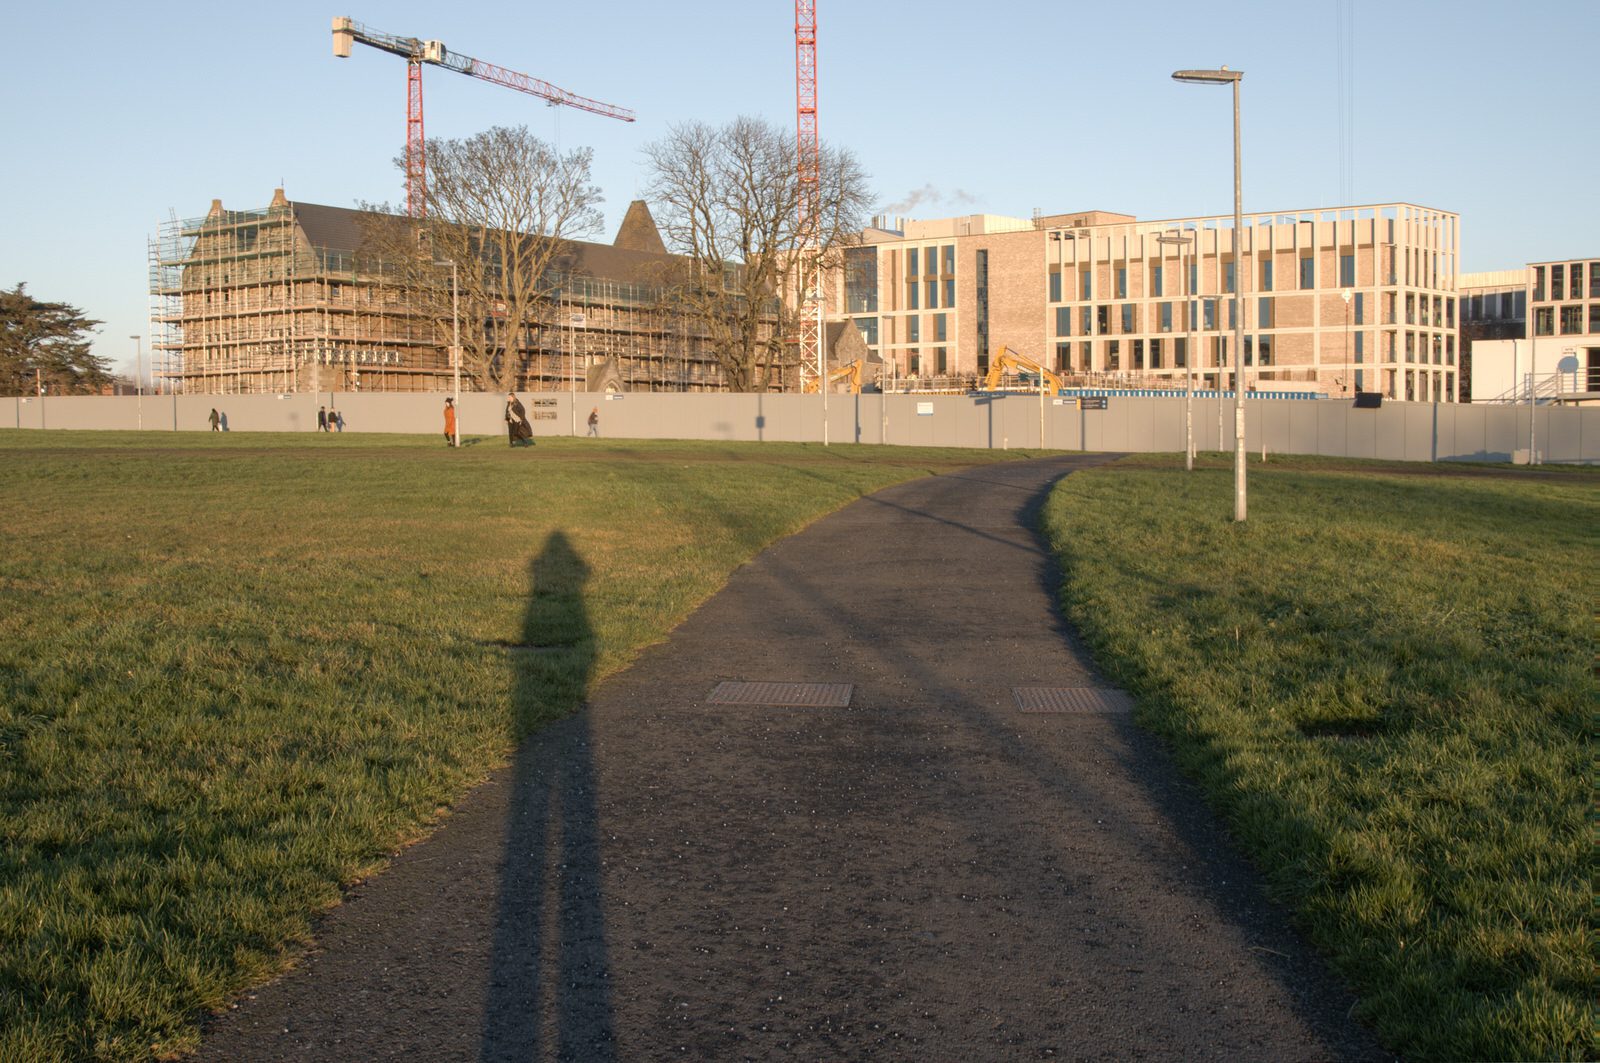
[
  {"xmin": 317, "ymin": 406, "xmax": 328, "ymax": 432},
  {"xmin": 505, "ymin": 392, "xmax": 533, "ymax": 446},
  {"xmin": 208, "ymin": 408, "xmax": 220, "ymax": 432}
]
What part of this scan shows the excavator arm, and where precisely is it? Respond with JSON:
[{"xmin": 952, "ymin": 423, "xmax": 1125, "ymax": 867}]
[
  {"xmin": 984, "ymin": 347, "xmax": 1065, "ymax": 392},
  {"xmin": 803, "ymin": 359, "xmax": 863, "ymax": 394}
]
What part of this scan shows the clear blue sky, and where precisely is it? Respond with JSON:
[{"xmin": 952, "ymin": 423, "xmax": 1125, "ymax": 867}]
[{"xmin": 3, "ymin": 0, "xmax": 1594, "ymax": 378}]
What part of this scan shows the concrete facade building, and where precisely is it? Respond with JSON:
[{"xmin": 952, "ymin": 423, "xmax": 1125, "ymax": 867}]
[
  {"xmin": 828, "ymin": 202, "xmax": 1461, "ymax": 402},
  {"xmin": 1462, "ymin": 257, "xmax": 1600, "ymax": 404},
  {"xmin": 149, "ymin": 191, "xmax": 746, "ymax": 395}
]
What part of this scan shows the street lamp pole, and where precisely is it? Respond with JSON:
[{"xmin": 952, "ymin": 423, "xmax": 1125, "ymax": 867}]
[
  {"xmin": 1174, "ymin": 66, "xmax": 1247, "ymax": 520},
  {"xmin": 449, "ymin": 260, "xmax": 460, "ymax": 446},
  {"xmin": 130, "ymin": 335, "xmax": 144, "ymax": 431}
]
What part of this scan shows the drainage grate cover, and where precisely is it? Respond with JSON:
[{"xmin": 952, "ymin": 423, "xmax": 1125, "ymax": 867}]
[
  {"xmin": 1013, "ymin": 687, "xmax": 1134, "ymax": 714},
  {"xmin": 708, "ymin": 681, "xmax": 854, "ymax": 708}
]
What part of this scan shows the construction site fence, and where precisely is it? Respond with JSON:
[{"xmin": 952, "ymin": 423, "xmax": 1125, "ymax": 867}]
[{"xmin": 7, "ymin": 393, "xmax": 1597, "ymax": 464}]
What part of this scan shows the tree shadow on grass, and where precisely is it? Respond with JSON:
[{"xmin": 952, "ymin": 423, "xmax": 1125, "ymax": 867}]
[{"xmin": 479, "ymin": 531, "xmax": 615, "ymax": 1061}]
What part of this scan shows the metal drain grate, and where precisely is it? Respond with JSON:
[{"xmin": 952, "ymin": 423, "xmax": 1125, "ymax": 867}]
[
  {"xmin": 708, "ymin": 681, "xmax": 854, "ymax": 708},
  {"xmin": 1013, "ymin": 687, "xmax": 1134, "ymax": 714}
]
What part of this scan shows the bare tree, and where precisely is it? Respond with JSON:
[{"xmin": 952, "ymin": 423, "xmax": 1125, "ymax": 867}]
[
  {"xmin": 644, "ymin": 117, "xmax": 870, "ymax": 392},
  {"xmin": 361, "ymin": 125, "xmax": 603, "ymax": 392}
]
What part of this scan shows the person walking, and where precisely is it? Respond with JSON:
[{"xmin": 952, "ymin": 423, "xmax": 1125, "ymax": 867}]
[
  {"xmin": 208, "ymin": 408, "xmax": 220, "ymax": 432},
  {"xmin": 317, "ymin": 406, "xmax": 328, "ymax": 433},
  {"xmin": 587, "ymin": 406, "xmax": 600, "ymax": 438},
  {"xmin": 505, "ymin": 392, "xmax": 533, "ymax": 447},
  {"xmin": 443, "ymin": 397, "xmax": 458, "ymax": 447},
  {"xmin": 332, "ymin": 408, "xmax": 344, "ymax": 433}
]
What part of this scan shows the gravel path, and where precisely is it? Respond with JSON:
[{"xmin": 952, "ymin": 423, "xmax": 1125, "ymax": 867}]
[{"xmin": 199, "ymin": 454, "xmax": 1386, "ymax": 1061}]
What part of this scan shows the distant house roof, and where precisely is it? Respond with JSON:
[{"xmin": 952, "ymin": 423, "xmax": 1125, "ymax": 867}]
[{"xmin": 285, "ymin": 196, "xmax": 685, "ymax": 287}]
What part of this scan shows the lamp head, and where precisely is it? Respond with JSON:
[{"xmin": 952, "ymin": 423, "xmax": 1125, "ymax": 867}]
[{"xmin": 1172, "ymin": 68, "xmax": 1243, "ymax": 84}]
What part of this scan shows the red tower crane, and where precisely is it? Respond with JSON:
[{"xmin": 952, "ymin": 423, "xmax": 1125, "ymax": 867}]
[
  {"xmin": 794, "ymin": 1, "xmax": 822, "ymax": 396},
  {"xmin": 332, "ymin": 16, "xmax": 635, "ymax": 218}
]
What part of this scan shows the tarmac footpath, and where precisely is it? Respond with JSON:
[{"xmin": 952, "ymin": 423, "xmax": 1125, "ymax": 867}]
[{"xmin": 199, "ymin": 453, "xmax": 1387, "ymax": 1062}]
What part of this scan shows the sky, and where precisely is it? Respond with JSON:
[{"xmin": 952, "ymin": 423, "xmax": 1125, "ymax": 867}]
[{"xmin": 3, "ymin": 0, "xmax": 1595, "ymax": 379}]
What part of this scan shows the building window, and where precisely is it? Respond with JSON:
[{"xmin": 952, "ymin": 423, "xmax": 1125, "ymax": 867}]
[
  {"xmin": 1260, "ymin": 259, "xmax": 1273, "ymax": 291},
  {"xmin": 854, "ymin": 317, "xmax": 878, "ymax": 345},
  {"xmin": 926, "ymin": 279, "xmax": 937, "ymax": 308},
  {"xmin": 1354, "ymin": 291, "xmax": 1365, "ymax": 324},
  {"xmin": 1339, "ymin": 253, "xmax": 1355, "ymax": 287},
  {"xmin": 909, "ymin": 351, "xmax": 921, "ymax": 376},
  {"xmin": 943, "ymin": 279, "xmax": 954, "ymax": 307},
  {"xmin": 1133, "ymin": 339, "xmax": 1145, "ymax": 369},
  {"xmin": 1189, "ymin": 262, "xmax": 1198, "ymax": 296},
  {"xmin": 1049, "ymin": 270, "xmax": 1062, "ymax": 302},
  {"xmin": 1354, "ymin": 331, "xmax": 1364, "ymax": 362},
  {"xmin": 1258, "ymin": 336, "xmax": 1272, "ymax": 366},
  {"xmin": 935, "ymin": 313, "xmax": 948, "ymax": 342},
  {"xmin": 1203, "ymin": 300, "xmax": 1216, "ymax": 330},
  {"xmin": 1560, "ymin": 305, "xmax": 1582, "ymax": 334},
  {"xmin": 1080, "ymin": 270, "xmax": 1091, "ymax": 299},
  {"xmin": 975, "ymin": 250, "xmax": 989, "ymax": 374},
  {"xmin": 1405, "ymin": 293, "xmax": 1416, "ymax": 324},
  {"xmin": 845, "ymin": 247, "xmax": 879, "ymax": 314},
  {"xmin": 1116, "ymin": 267, "xmax": 1127, "ymax": 298},
  {"xmin": 942, "ymin": 244, "xmax": 955, "ymax": 274},
  {"xmin": 1258, "ymin": 297, "xmax": 1274, "ymax": 328},
  {"xmin": 1299, "ymin": 256, "xmax": 1314, "ymax": 289},
  {"xmin": 1150, "ymin": 338, "xmax": 1163, "ymax": 369},
  {"xmin": 1056, "ymin": 342, "xmax": 1071, "ymax": 371},
  {"xmin": 1121, "ymin": 305, "xmax": 1134, "ymax": 333},
  {"xmin": 1224, "ymin": 261, "xmax": 1236, "ymax": 293},
  {"xmin": 1590, "ymin": 304, "xmax": 1600, "ymax": 332},
  {"xmin": 907, "ymin": 283, "xmax": 919, "ymax": 310},
  {"xmin": 1433, "ymin": 335, "xmax": 1443, "ymax": 364},
  {"xmin": 936, "ymin": 347, "xmax": 948, "ymax": 374},
  {"xmin": 1081, "ymin": 306, "xmax": 1092, "ymax": 334},
  {"xmin": 1159, "ymin": 302, "xmax": 1172, "ymax": 332},
  {"xmin": 1107, "ymin": 340, "xmax": 1120, "ymax": 371},
  {"xmin": 1150, "ymin": 265, "xmax": 1163, "ymax": 297},
  {"xmin": 1446, "ymin": 335, "xmax": 1455, "ymax": 366},
  {"xmin": 1532, "ymin": 265, "xmax": 1544, "ymax": 301},
  {"xmin": 1550, "ymin": 264, "xmax": 1564, "ymax": 301},
  {"xmin": 1568, "ymin": 262, "xmax": 1582, "ymax": 299},
  {"xmin": 907, "ymin": 249, "xmax": 918, "ymax": 277},
  {"xmin": 1055, "ymin": 306, "xmax": 1071, "ymax": 336},
  {"xmin": 1405, "ymin": 332, "xmax": 1416, "ymax": 361},
  {"xmin": 1097, "ymin": 305, "xmax": 1110, "ymax": 333},
  {"xmin": 1590, "ymin": 262, "xmax": 1600, "ymax": 299},
  {"xmin": 1174, "ymin": 337, "xmax": 1187, "ymax": 368},
  {"xmin": 1535, "ymin": 307, "xmax": 1554, "ymax": 336},
  {"xmin": 1080, "ymin": 341, "xmax": 1091, "ymax": 370},
  {"xmin": 908, "ymin": 316, "xmax": 920, "ymax": 343}
]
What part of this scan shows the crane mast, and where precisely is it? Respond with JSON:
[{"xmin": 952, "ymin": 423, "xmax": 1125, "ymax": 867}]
[
  {"xmin": 333, "ymin": 16, "xmax": 635, "ymax": 217},
  {"xmin": 794, "ymin": 1, "xmax": 822, "ymax": 397}
]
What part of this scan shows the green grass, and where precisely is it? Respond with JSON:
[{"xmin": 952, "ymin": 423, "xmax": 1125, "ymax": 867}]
[
  {"xmin": 0, "ymin": 430, "xmax": 1033, "ymax": 1062},
  {"xmin": 1041, "ymin": 453, "xmax": 1596, "ymax": 1061}
]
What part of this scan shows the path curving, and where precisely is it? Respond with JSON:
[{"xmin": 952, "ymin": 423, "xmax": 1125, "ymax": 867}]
[{"xmin": 199, "ymin": 454, "xmax": 1386, "ymax": 1061}]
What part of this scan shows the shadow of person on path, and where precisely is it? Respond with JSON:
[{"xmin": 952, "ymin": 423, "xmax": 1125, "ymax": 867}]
[{"xmin": 479, "ymin": 532, "xmax": 616, "ymax": 1062}]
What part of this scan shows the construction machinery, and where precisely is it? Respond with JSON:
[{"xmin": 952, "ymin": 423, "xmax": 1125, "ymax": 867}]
[
  {"xmin": 803, "ymin": 359, "xmax": 864, "ymax": 394},
  {"xmin": 983, "ymin": 347, "xmax": 1066, "ymax": 393},
  {"xmin": 332, "ymin": 17, "xmax": 635, "ymax": 217}
]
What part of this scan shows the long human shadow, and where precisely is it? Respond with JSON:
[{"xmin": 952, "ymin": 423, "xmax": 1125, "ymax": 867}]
[{"xmin": 479, "ymin": 532, "xmax": 616, "ymax": 1062}]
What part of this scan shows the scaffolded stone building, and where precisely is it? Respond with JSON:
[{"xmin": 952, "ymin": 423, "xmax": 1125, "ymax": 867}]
[
  {"xmin": 149, "ymin": 190, "xmax": 748, "ymax": 394},
  {"xmin": 827, "ymin": 202, "xmax": 1462, "ymax": 401}
]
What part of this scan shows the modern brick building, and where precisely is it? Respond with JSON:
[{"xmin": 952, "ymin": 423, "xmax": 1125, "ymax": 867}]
[{"xmin": 827, "ymin": 202, "xmax": 1461, "ymax": 401}]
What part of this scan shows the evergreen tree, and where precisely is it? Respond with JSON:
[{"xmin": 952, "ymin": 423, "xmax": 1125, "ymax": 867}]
[{"xmin": 0, "ymin": 284, "xmax": 107, "ymax": 395}]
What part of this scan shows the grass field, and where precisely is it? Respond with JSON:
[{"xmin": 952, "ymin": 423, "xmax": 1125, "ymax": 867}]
[
  {"xmin": 1041, "ymin": 454, "xmax": 1596, "ymax": 1061},
  {"xmin": 0, "ymin": 430, "xmax": 1029, "ymax": 1062}
]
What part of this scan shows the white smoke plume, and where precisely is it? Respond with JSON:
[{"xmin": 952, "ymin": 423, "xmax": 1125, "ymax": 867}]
[{"xmin": 877, "ymin": 185, "xmax": 977, "ymax": 215}]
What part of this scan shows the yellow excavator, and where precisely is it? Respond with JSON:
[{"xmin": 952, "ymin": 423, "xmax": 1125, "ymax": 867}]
[
  {"xmin": 983, "ymin": 347, "xmax": 1066, "ymax": 393},
  {"xmin": 803, "ymin": 359, "xmax": 865, "ymax": 394}
]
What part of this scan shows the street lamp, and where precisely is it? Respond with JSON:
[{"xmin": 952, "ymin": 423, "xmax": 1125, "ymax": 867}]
[
  {"xmin": 1157, "ymin": 231, "xmax": 1196, "ymax": 470},
  {"xmin": 1174, "ymin": 65, "xmax": 1247, "ymax": 521},
  {"xmin": 130, "ymin": 335, "xmax": 144, "ymax": 431}
]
